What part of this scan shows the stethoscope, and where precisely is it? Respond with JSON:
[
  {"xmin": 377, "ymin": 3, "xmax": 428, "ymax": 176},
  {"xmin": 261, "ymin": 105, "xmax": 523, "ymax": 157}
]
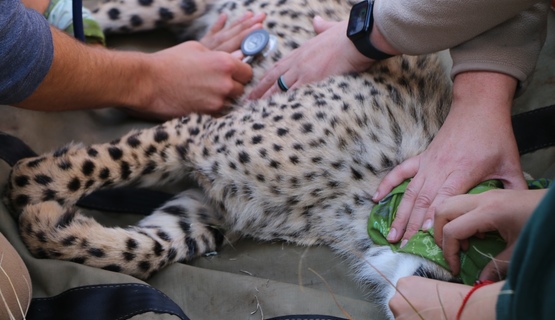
[{"xmin": 240, "ymin": 29, "xmax": 278, "ymax": 64}]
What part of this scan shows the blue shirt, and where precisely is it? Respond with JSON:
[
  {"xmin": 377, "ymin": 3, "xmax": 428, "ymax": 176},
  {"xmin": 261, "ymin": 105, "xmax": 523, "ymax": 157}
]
[{"xmin": 0, "ymin": 0, "xmax": 54, "ymax": 104}]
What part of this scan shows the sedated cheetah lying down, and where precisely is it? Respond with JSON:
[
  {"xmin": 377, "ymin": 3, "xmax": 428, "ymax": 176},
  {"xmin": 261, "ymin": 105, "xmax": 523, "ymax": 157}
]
[{"xmin": 5, "ymin": 0, "xmax": 455, "ymax": 316}]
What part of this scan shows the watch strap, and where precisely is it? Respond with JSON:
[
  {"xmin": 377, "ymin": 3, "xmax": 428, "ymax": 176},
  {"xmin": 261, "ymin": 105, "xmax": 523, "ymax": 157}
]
[
  {"xmin": 352, "ymin": 36, "xmax": 394, "ymax": 60},
  {"xmin": 348, "ymin": 0, "xmax": 394, "ymax": 61}
]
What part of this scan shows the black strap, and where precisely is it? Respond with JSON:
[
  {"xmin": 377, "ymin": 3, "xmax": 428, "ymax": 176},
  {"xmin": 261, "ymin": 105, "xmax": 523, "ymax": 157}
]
[
  {"xmin": 267, "ymin": 316, "xmax": 347, "ymax": 320},
  {"xmin": 512, "ymin": 104, "xmax": 555, "ymax": 155},
  {"xmin": 27, "ymin": 283, "xmax": 189, "ymax": 320},
  {"xmin": 78, "ymin": 188, "xmax": 174, "ymax": 215},
  {"xmin": 0, "ymin": 132, "xmax": 38, "ymax": 166}
]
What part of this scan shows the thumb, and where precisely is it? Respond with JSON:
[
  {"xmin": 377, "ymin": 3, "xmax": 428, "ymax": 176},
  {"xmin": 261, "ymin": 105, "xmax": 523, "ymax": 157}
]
[
  {"xmin": 501, "ymin": 174, "xmax": 528, "ymax": 191},
  {"xmin": 313, "ymin": 15, "xmax": 336, "ymax": 34},
  {"xmin": 231, "ymin": 49, "xmax": 244, "ymax": 60},
  {"xmin": 478, "ymin": 245, "xmax": 513, "ymax": 282}
]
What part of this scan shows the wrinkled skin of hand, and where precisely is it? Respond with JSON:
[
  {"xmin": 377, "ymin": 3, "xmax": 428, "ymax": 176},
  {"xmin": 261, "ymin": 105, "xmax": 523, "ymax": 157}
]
[
  {"xmin": 434, "ymin": 188, "xmax": 546, "ymax": 280},
  {"xmin": 374, "ymin": 71, "xmax": 528, "ymax": 247}
]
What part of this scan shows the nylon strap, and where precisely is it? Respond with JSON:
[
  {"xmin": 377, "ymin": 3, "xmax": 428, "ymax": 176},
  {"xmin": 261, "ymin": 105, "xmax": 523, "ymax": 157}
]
[
  {"xmin": 77, "ymin": 188, "xmax": 174, "ymax": 215},
  {"xmin": 0, "ymin": 132, "xmax": 38, "ymax": 166},
  {"xmin": 27, "ymin": 283, "xmax": 189, "ymax": 320},
  {"xmin": 267, "ymin": 316, "xmax": 347, "ymax": 320},
  {"xmin": 512, "ymin": 104, "xmax": 555, "ymax": 155}
]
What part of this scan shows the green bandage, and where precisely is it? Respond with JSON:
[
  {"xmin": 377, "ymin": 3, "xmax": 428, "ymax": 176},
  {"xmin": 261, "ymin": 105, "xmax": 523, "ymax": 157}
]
[
  {"xmin": 45, "ymin": 0, "xmax": 106, "ymax": 45},
  {"xmin": 368, "ymin": 179, "xmax": 551, "ymax": 285}
]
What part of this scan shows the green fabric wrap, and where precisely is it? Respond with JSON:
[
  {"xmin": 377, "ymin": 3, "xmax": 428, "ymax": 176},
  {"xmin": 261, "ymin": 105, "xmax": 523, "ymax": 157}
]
[{"xmin": 368, "ymin": 179, "xmax": 551, "ymax": 285}]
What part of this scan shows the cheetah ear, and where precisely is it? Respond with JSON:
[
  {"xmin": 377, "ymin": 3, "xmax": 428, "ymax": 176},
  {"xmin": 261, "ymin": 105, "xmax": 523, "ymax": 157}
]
[{"xmin": 0, "ymin": 131, "xmax": 38, "ymax": 166}]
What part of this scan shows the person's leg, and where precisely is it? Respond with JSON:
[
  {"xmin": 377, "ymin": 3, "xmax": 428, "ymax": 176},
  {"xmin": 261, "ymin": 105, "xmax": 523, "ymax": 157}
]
[{"xmin": 0, "ymin": 233, "xmax": 32, "ymax": 320}]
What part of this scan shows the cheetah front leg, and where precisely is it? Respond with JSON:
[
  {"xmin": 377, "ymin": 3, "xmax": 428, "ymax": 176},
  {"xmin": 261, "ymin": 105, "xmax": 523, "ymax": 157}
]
[{"xmin": 6, "ymin": 118, "xmax": 191, "ymax": 213}]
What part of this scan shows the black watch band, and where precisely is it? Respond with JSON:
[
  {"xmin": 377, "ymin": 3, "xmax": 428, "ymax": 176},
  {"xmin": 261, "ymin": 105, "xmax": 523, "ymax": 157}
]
[
  {"xmin": 352, "ymin": 36, "xmax": 394, "ymax": 60},
  {"xmin": 347, "ymin": 0, "xmax": 394, "ymax": 61}
]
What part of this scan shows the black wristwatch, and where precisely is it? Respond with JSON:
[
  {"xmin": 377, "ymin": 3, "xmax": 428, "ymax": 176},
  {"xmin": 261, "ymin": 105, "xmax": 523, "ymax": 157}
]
[{"xmin": 347, "ymin": 0, "xmax": 393, "ymax": 60}]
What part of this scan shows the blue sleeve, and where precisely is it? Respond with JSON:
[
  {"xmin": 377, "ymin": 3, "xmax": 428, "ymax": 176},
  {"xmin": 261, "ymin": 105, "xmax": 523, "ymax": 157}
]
[
  {"xmin": 496, "ymin": 185, "xmax": 555, "ymax": 320},
  {"xmin": 0, "ymin": 0, "xmax": 54, "ymax": 105}
]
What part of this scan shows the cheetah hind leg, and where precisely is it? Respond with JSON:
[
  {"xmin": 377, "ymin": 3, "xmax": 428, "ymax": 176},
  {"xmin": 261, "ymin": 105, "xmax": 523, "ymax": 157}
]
[
  {"xmin": 90, "ymin": 0, "xmax": 214, "ymax": 35},
  {"xmin": 19, "ymin": 189, "xmax": 226, "ymax": 279}
]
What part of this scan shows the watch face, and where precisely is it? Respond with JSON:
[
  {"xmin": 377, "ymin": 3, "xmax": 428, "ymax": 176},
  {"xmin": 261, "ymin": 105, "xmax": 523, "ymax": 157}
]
[{"xmin": 347, "ymin": 1, "xmax": 370, "ymax": 37}]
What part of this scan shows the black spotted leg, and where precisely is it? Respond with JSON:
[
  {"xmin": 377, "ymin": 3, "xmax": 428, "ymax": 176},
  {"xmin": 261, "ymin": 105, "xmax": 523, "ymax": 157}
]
[{"xmin": 5, "ymin": 118, "xmax": 221, "ymax": 277}]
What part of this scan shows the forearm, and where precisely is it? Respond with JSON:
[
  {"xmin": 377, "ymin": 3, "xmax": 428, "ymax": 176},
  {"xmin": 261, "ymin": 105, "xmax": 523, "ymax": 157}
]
[
  {"xmin": 459, "ymin": 281, "xmax": 504, "ymax": 320},
  {"xmin": 15, "ymin": 27, "xmax": 153, "ymax": 112},
  {"xmin": 447, "ymin": 71, "xmax": 517, "ymax": 131},
  {"xmin": 389, "ymin": 276, "xmax": 504, "ymax": 319}
]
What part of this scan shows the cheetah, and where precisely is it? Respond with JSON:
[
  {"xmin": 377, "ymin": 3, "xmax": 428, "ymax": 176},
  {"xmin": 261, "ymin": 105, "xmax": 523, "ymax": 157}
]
[{"xmin": 5, "ymin": 0, "xmax": 455, "ymax": 317}]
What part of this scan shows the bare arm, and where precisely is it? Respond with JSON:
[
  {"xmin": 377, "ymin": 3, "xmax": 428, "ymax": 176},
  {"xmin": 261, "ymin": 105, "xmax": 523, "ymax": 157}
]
[
  {"xmin": 15, "ymin": 26, "xmax": 149, "ymax": 112},
  {"xmin": 389, "ymin": 276, "xmax": 503, "ymax": 320},
  {"xmin": 15, "ymin": 27, "xmax": 253, "ymax": 120}
]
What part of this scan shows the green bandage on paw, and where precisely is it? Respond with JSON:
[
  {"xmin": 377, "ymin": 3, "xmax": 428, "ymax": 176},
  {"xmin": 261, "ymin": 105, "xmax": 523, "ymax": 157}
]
[
  {"xmin": 44, "ymin": 0, "xmax": 106, "ymax": 45},
  {"xmin": 368, "ymin": 179, "xmax": 551, "ymax": 285}
]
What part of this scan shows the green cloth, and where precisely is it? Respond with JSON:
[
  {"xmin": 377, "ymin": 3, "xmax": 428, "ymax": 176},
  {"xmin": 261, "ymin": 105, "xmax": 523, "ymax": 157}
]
[{"xmin": 368, "ymin": 179, "xmax": 551, "ymax": 285}]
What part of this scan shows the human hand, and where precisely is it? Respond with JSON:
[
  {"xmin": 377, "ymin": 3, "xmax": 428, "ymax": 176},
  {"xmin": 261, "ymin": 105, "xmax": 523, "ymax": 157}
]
[
  {"xmin": 247, "ymin": 16, "xmax": 374, "ymax": 99},
  {"xmin": 389, "ymin": 276, "xmax": 503, "ymax": 320},
  {"xmin": 373, "ymin": 71, "xmax": 528, "ymax": 246},
  {"xmin": 434, "ymin": 188, "xmax": 546, "ymax": 280},
  {"xmin": 136, "ymin": 41, "xmax": 252, "ymax": 120},
  {"xmin": 199, "ymin": 12, "xmax": 266, "ymax": 53}
]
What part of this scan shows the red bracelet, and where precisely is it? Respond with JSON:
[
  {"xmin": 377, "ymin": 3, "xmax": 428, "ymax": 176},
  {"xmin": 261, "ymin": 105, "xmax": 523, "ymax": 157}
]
[{"xmin": 456, "ymin": 280, "xmax": 495, "ymax": 320}]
